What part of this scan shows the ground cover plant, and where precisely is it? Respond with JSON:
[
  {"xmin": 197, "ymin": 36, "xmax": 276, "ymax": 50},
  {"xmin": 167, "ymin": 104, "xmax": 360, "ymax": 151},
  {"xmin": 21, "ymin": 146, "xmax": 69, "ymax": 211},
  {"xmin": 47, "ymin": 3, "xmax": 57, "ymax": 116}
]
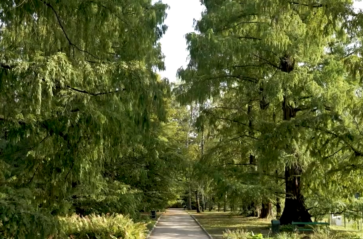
[
  {"xmin": 223, "ymin": 230, "xmax": 362, "ymax": 239},
  {"xmin": 58, "ymin": 214, "xmax": 146, "ymax": 239}
]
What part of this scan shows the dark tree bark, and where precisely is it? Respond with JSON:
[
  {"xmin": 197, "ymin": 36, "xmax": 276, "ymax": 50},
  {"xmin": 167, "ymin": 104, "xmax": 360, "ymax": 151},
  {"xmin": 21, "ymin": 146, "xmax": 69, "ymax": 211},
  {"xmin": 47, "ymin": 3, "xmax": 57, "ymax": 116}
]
[
  {"xmin": 279, "ymin": 97, "xmax": 311, "ymax": 224},
  {"xmin": 279, "ymin": 164, "xmax": 311, "ymax": 224}
]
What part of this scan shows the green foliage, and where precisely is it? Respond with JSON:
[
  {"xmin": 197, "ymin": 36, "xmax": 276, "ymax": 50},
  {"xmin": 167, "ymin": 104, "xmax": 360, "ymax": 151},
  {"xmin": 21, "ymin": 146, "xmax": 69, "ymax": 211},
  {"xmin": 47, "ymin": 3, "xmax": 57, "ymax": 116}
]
[
  {"xmin": 57, "ymin": 214, "xmax": 146, "ymax": 239},
  {"xmin": 0, "ymin": 188, "xmax": 58, "ymax": 239},
  {"xmin": 72, "ymin": 183, "xmax": 142, "ymax": 218},
  {"xmin": 176, "ymin": 0, "xmax": 363, "ymax": 221},
  {"xmin": 0, "ymin": 0, "xmax": 188, "ymax": 237},
  {"xmin": 223, "ymin": 230, "xmax": 362, "ymax": 239}
]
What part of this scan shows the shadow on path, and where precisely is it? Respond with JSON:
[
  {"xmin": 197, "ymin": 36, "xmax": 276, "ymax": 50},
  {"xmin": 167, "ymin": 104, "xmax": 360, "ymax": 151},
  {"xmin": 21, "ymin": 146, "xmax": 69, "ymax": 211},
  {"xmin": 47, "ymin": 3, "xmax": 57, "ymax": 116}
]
[{"xmin": 149, "ymin": 208, "xmax": 210, "ymax": 239}]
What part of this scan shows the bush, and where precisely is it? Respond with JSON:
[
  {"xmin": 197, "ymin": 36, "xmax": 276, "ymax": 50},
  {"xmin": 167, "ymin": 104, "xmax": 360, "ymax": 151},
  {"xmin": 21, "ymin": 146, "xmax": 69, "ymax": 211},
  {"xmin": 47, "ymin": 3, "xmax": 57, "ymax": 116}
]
[
  {"xmin": 0, "ymin": 190, "xmax": 58, "ymax": 239},
  {"xmin": 57, "ymin": 213, "xmax": 147, "ymax": 239}
]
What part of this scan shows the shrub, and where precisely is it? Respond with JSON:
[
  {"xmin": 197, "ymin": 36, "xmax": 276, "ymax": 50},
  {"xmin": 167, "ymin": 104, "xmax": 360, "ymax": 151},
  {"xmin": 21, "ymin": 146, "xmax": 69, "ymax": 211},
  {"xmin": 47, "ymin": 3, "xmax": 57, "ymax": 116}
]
[
  {"xmin": 0, "ymin": 190, "xmax": 58, "ymax": 239},
  {"xmin": 57, "ymin": 213, "xmax": 147, "ymax": 239}
]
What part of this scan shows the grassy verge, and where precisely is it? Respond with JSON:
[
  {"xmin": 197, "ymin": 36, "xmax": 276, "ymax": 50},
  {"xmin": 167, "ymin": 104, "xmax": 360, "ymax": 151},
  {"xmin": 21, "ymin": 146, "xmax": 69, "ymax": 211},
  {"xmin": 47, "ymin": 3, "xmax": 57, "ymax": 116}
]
[
  {"xmin": 187, "ymin": 211, "xmax": 271, "ymax": 239},
  {"xmin": 187, "ymin": 211, "xmax": 363, "ymax": 239}
]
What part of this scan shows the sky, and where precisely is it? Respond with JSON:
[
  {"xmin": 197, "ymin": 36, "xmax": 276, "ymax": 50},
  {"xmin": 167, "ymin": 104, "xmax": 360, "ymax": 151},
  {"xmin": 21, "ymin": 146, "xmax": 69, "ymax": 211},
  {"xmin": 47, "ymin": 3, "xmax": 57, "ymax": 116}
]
[
  {"xmin": 156, "ymin": 0, "xmax": 205, "ymax": 82},
  {"xmin": 156, "ymin": 0, "xmax": 363, "ymax": 82}
]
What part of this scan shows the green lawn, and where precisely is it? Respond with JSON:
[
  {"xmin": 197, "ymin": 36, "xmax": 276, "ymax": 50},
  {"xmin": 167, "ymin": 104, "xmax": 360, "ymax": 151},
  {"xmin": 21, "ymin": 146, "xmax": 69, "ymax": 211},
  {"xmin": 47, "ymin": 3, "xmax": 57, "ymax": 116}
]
[
  {"xmin": 188, "ymin": 211, "xmax": 271, "ymax": 239},
  {"xmin": 187, "ymin": 211, "xmax": 363, "ymax": 239}
]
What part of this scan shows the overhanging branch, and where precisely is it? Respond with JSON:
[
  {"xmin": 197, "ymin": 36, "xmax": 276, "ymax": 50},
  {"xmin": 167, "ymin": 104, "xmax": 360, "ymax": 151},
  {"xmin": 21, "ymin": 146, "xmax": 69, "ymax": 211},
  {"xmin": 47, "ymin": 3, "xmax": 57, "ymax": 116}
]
[
  {"xmin": 66, "ymin": 86, "xmax": 126, "ymax": 96},
  {"xmin": 289, "ymin": 1, "xmax": 324, "ymax": 8}
]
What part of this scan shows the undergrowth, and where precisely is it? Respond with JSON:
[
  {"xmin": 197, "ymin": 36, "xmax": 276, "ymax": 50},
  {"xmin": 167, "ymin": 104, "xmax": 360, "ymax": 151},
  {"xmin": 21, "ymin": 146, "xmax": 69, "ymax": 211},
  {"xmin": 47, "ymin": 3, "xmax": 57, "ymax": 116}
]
[
  {"xmin": 223, "ymin": 229, "xmax": 362, "ymax": 239},
  {"xmin": 56, "ymin": 213, "xmax": 147, "ymax": 239}
]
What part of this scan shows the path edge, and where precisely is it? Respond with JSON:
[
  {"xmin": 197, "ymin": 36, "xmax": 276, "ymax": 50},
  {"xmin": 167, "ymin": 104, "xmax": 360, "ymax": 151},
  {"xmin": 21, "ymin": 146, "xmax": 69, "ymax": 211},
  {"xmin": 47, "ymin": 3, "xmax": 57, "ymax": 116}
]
[
  {"xmin": 188, "ymin": 212, "xmax": 213, "ymax": 239},
  {"xmin": 146, "ymin": 212, "xmax": 163, "ymax": 239}
]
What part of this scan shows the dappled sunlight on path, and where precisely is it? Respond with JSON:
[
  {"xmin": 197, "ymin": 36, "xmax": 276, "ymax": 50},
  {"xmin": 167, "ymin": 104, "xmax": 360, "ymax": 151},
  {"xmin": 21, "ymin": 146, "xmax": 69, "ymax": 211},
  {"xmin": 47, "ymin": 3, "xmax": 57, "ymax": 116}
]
[{"xmin": 149, "ymin": 208, "xmax": 210, "ymax": 239}]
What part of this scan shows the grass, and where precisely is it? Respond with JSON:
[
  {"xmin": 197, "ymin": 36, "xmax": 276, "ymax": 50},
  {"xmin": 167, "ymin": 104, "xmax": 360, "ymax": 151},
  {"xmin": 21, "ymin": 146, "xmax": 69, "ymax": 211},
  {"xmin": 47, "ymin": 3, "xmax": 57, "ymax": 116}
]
[
  {"xmin": 187, "ymin": 211, "xmax": 363, "ymax": 239},
  {"xmin": 330, "ymin": 225, "xmax": 363, "ymax": 236},
  {"xmin": 187, "ymin": 211, "xmax": 271, "ymax": 239}
]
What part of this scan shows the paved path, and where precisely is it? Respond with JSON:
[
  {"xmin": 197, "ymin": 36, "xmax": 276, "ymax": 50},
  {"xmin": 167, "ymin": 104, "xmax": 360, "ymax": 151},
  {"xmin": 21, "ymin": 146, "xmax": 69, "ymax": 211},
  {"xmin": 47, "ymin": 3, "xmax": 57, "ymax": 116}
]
[{"xmin": 149, "ymin": 208, "xmax": 210, "ymax": 239}]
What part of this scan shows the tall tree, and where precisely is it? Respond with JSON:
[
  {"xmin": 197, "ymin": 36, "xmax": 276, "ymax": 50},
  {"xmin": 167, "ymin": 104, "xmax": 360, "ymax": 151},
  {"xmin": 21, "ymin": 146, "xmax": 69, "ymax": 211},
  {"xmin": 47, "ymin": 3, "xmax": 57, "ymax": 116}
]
[
  {"xmin": 177, "ymin": 0, "xmax": 362, "ymax": 224},
  {"xmin": 0, "ymin": 0, "xmax": 170, "ymax": 237}
]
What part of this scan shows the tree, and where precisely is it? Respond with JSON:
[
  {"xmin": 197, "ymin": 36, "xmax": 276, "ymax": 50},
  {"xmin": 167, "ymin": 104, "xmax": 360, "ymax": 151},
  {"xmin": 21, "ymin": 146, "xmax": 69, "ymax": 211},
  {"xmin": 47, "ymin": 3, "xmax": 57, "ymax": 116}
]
[
  {"xmin": 0, "ymin": 0, "xmax": 170, "ymax": 237},
  {"xmin": 177, "ymin": 0, "xmax": 363, "ymax": 224}
]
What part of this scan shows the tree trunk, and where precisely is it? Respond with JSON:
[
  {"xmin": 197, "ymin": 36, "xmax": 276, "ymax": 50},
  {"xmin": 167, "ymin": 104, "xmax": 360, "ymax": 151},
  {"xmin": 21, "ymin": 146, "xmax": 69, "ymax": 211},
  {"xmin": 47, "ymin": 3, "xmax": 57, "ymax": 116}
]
[
  {"xmin": 276, "ymin": 197, "xmax": 282, "ymax": 219},
  {"xmin": 223, "ymin": 193, "xmax": 227, "ymax": 212},
  {"xmin": 247, "ymin": 202, "xmax": 258, "ymax": 217},
  {"xmin": 209, "ymin": 196, "xmax": 214, "ymax": 211},
  {"xmin": 279, "ymin": 97, "xmax": 311, "ymax": 224},
  {"xmin": 279, "ymin": 164, "xmax": 311, "ymax": 224},
  {"xmin": 260, "ymin": 201, "xmax": 273, "ymax": 219},
  {"xmin": 276, "ymin": 170, "xmax": 282, "ymax": 219},
  {"xmin": 205, "ymin": 195, "xmax": 208, "ymax": 212},
  {"xmin": 201, "ymin": 191, "xmax": 205, "ymax": 212},
  {"xmin": 230, "ymin": 200, "xmax": 235, "ymax": 212},
  {"xmin": 196, "ymin": 190, "xmax": 201, "ymax": 213},
  {"xmin": 188, "ymin": 185, "xmax": 192, "ymax": 210}
]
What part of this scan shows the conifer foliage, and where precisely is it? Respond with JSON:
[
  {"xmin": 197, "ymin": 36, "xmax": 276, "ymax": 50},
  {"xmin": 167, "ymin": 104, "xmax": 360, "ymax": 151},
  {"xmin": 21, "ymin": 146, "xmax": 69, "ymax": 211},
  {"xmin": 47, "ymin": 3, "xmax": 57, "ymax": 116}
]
[
  {"xmin": 0, "ymin": 0, "xmax": 179, "ymax": 238},
  {"xmin": 177, "ymin": 0, "xmax": 363, "ymax": 224}
]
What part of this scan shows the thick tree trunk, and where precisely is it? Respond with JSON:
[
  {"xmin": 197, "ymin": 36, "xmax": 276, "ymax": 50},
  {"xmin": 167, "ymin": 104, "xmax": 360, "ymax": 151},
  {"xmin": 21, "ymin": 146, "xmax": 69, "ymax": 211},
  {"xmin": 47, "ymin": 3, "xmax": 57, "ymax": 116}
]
[
  {"xmin": 279, "ymin": 164, "xmax": 311, "ymax": 224},
  {"xmin": 279, "ymin": 97, "xmax": 311, "ymax": 224}
]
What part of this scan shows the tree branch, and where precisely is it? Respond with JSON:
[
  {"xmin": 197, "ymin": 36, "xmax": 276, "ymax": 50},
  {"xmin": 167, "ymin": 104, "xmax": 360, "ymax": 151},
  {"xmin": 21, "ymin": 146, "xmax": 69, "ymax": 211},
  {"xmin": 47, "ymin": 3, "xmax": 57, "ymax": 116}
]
[
  {"xmin": 40, "ymin": 0, "xmax": 100, "ymax": 60},
  {"xmin": 289, "ymin": 2, "xmax": 324, "ymax": 8},
  {"xmin": 0, "ymin": 63, "xmax": 14, "ymax": 70},
  {"xmin": 66, "ymin": 86, "xmax": 126, "ymax": 96},
  {"xmin": 252, "ymin": 54, "xmax": 281, "ymax": 70},
  {"xmin": 237, "ymin": 36, "xmax": 262, "ymax": 41}
]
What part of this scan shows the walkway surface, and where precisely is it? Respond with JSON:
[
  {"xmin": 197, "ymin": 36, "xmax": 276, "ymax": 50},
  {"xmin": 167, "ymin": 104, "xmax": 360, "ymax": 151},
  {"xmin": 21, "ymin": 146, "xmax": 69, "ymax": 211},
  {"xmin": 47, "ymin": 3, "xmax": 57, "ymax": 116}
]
[{"xmin": 149, "ymin": 208, "xmax": 210, "ymax": 239}]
